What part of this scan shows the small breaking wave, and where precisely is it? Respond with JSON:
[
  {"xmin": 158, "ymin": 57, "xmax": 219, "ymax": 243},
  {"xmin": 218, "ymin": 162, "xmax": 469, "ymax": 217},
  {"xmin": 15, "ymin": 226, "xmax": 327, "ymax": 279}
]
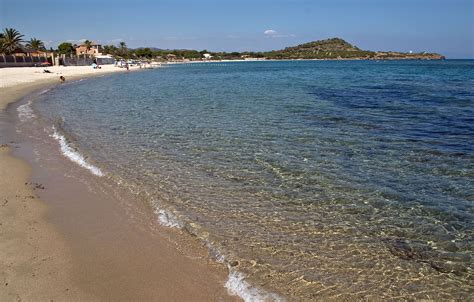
[
  {"xmin": 38, "ymin": 88, "xmax": 51, "ymax": 95},
  {"xmin": 209, "ymin": 242, "xmax": 283, "ymax": 302},
  {"xmin": 17, "ymin": 100, "xmax": 36, "ymax": 122},
  {"xmin": 17, "ymin": 89, "xmax": 51, "ymax": 122},
  {"xmin": 151, "ymin": 202, "xmax": 283, "ymax": 301},
  {"xmin": 226, "ymin": 269, "xmax": 284, "ymax": 302},
  {"xmin": 51, "ymin": 126, "xmax": 104, "ymax": 176},
  {"xmin": 154, "ymin": 207, "xmax": 182, "ymax": 228}
]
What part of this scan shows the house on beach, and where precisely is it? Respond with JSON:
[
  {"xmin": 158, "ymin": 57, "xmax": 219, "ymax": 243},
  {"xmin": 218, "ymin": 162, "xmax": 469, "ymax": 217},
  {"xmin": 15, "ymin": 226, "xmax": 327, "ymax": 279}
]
[
  {"xmin": 166, "ymin": 53, "xmax": 177, "ymax": 61},
  {"xmin": 76, "ymin": 42, "xmax": 103, "ymax": 56}
]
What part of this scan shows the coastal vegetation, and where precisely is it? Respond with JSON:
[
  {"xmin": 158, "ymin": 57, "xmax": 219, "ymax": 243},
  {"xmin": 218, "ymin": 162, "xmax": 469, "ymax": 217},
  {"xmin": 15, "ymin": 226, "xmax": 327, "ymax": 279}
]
[
  {"xmin": 1, "ymin": 27, "xmax": 445, "ymax": 61},
  {"xmin": 262, "ymin": 38, "xmax": 444, "ymax": 60},
  {"xmin": 83, "ymin": 40, "xmax": 92, "ymax": 53},
  {"xmin": 0, "ymin": 28, "xmax": 24, "ymax": 54},
  {"xmin": 57, "ymin": 42, "xmax": 75, "ymax": 55},
  {"xmin": 88, "ymin": 37, "xmax": 447, "ymax": 61},
  {"xmin": 25, "ymin": 38, "xmax": 46, "ymax": 51}
]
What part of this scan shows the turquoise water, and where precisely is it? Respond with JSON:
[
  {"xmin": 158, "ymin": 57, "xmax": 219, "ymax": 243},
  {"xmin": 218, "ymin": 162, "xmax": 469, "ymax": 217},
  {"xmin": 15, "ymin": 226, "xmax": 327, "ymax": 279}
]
[{"xmin": 35, "ymin": 60, "xmax": 473, "ymax": 300}]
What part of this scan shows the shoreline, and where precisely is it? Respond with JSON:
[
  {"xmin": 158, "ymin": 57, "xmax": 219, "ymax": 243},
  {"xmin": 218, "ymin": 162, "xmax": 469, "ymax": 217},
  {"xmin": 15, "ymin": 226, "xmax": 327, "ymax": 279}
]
[
  {"xmin": 165, "ymin": 57, "xmax": 446, "ymax": 65},
  {"xmin": 0, "ymin": 66, "xmax": 241, "ymax": 301}
]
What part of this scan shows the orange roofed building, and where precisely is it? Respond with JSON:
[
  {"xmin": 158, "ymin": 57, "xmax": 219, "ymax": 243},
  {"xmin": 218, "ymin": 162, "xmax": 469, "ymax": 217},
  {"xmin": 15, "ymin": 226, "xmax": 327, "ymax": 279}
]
[{"xmin": 75, "ymin": 42, "xmax": 102, "ymax": 56}]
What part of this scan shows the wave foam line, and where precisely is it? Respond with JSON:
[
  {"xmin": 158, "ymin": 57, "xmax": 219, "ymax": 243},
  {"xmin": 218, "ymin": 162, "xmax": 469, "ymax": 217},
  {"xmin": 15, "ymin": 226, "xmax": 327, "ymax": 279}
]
[
  {"xmin": 150, "ymin": 197, "xmax": 283, "ymax": 301},
  {"xmin": 51, "ymin": 127, "xmax": 104, "ymax": 177},
  {"xmin": 206, "ymin": 242, "xmax": 283, "ymax": 301},
  {"xmin": 154, "ymin": 207, "xmax": 182, "ymax": 228},
  {"xmin": 17, "ymin": 100, "xmax": 36, "ymax": 122},
  {"xmin": 226, "ymin": 269, "xmax": 285, "ymax": 302}
]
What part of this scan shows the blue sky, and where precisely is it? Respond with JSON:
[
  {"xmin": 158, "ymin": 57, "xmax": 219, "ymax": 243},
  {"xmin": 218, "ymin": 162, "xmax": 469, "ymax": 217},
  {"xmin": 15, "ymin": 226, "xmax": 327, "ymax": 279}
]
[{"xmin": 1, "ymin": 0, "xmax": 473, "ymax": 58}]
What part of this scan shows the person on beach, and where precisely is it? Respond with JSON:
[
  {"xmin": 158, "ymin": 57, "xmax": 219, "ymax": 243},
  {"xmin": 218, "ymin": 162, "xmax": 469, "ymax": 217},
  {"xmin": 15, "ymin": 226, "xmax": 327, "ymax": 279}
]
[{"xmin": 59, "ymin": 76, "xmax": 65, "ymax": 82}]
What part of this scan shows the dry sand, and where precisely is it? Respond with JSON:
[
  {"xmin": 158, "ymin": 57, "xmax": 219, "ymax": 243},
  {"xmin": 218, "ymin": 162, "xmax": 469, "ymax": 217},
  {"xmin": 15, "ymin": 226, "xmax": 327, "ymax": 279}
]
[
  {"xmin": 1, "ymin": 65, "xmax": 135, "ymax": 111},
  {"xmin": 0, "ymin": 66, "xmax": 240, "ymax": 301},
  {"xmin": 1, "ymin": 65, "xmax": 127, "ymax": 89}
]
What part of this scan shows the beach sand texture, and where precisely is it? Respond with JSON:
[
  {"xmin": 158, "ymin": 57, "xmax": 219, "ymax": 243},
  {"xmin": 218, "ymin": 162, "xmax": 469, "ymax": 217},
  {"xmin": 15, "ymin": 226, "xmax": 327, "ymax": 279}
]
[{"xmin": 0, "ymin": 66, "xmax": 240, "ymax": 301}]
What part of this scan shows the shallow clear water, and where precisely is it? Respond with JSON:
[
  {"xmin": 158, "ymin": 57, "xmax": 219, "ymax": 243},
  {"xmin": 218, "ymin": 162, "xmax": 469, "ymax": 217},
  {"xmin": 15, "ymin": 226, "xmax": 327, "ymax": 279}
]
[{"xmin": 35, "ymin": 60, "xmax": 473, "ymax": 300}]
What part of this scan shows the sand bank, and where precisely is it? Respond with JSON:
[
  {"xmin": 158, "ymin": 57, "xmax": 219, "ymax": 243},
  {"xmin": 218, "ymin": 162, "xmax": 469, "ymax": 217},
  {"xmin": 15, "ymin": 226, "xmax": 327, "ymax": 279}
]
[{"xmin": 0, "ymin": 66, "xmax": 240, "ymax": 301}]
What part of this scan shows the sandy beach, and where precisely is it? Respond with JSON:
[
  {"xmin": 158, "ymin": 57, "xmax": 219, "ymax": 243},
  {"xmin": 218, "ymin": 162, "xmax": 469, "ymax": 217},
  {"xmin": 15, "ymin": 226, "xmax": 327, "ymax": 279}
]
[{"xmin": 0, "ymin": 66, "xmax": 240, "ymax": 301}]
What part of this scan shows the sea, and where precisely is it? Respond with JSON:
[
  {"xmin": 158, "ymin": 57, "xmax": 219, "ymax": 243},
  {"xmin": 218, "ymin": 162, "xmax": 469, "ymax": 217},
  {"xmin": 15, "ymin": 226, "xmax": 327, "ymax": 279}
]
[{"xmin": 20, "ymin": 60, "xmax": 474, "ymax": 300}]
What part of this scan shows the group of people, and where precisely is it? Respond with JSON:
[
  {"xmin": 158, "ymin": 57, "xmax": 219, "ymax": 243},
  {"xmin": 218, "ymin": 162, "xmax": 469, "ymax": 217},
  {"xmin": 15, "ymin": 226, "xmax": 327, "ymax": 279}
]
[
  {"xmin": 115, "ymin": 60, "xmax": 130, "ymax": 70},
  {"xmin": 92, "ymin": 61, "xmax": 102, "ymax": 69}
]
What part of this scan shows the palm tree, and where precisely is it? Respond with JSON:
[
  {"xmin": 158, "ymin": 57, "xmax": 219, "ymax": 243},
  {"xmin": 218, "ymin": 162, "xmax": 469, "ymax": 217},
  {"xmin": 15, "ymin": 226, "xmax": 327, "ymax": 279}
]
[
  {"xmin": 118, "ymin": 41, "xmax": 127, "ymax": 58},
  {"xmin": 103, "ymin": 44, "xmax": 118, "ymax": 56},
  {"xmin": 26, "ymin": 38, "xmax": 45, "ymax": 51},
  {"xmin": 84, "ymin": 40, "xmax": 92, "ymax": 53},
  {"xmin": 0, "ymin": 33, "xmax": 5, "ymax": 54},
  {"xmin": 1, "ymin": 28, "xmax": 24, "ymax": 54}
]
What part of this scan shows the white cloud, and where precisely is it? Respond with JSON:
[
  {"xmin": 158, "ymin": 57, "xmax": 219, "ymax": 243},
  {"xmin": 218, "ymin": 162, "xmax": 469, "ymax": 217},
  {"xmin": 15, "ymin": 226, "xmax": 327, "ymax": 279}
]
[
  {"xmin": 263, "ymin": 29, "xmax": 295, "ymax": 39},
  {"xmin": 264, "ymin": 29, "xmax": 278, "ymax": 36}
]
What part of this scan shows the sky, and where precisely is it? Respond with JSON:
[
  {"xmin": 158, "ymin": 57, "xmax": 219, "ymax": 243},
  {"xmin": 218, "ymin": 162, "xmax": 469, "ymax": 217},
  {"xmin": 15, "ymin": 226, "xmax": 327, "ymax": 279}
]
[{"xmin": 1, "ymin": 0, "xmax": 473, "ymax": 58}]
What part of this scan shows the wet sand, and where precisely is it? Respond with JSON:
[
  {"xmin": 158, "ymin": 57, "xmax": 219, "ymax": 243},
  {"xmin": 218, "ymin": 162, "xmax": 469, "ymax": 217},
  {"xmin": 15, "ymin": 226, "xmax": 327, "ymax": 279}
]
[
  {"xmin": 0, "ymin": 145, "xmax": 97, "ymax": 301},
  {"xmin": 0, "ymin": 67, "xmax": 240, "ymax": 301}
]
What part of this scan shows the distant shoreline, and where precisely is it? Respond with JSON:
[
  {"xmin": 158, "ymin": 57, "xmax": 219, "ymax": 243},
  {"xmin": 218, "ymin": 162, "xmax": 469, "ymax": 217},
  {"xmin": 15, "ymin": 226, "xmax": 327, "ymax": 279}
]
[{"xmin": 164, "ymin": 56, "xmax": 447, "ymax": 66}]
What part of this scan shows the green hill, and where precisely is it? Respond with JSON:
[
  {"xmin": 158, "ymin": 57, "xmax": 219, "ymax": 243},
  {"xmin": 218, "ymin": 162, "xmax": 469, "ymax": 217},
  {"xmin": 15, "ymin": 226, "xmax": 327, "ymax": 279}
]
[
  {"xmin": 107, "ymin": 37, "xmax": 444, "ymax": 61},
  {"xmin": 284, "ymin": 38, "xmax": 361, "ymax": 52},
  {"xmin": 263, "ymin": 38, "xmax": 444, "ymax": 60},
  {"xmin": 264, "ymin": 38, "xmax": 373, "ymax": 59}
]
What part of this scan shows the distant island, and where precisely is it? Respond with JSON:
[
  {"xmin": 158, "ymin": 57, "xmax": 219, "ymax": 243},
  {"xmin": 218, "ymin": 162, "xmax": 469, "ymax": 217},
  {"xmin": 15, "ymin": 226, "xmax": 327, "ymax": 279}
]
[
  {"xmin": 127, "ymin": 37, "xmax": 445, "ymax": 61},
  {"xmin": 261, "ymin": 38, "xmax": 445, "ymax": 60}
]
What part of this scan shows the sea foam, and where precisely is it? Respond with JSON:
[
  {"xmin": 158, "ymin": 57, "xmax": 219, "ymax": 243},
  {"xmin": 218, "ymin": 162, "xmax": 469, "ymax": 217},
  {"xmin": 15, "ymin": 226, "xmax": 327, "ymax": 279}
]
[
  {"xmin": 211, "ymin": 243, "xmax": 283, "ymax": 302},
  {"xmin": 152, "ymin": 204, "xmax": 283, "ymax": 302},
  {"xmin": 154, "ymin": 207, "xmax": 182, "ymax": 228},
  {"xmin": 17, "ymin": 89, "xmax": 50, "ymax": 122},
  {"xmin": 17, "ymin": 100, "xmax": 36, "ymax": 122},
  {"xmin": 38, "ymin": 88, "xmax": 51, "ymax": 95},
  {"xmin": 225, "ymin": 269, "xmax": 284, "ymax": 302},
  {"xmin": 51, "ymin": 126, "xmax": 104, "ymax": 176}
]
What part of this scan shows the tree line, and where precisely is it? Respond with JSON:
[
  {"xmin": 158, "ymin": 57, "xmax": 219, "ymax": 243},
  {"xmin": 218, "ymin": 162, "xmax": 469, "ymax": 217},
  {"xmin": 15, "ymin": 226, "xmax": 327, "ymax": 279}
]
[
  {"xmin": 2, "ymin": 27, "xmax": 400, "ymax": 61},
  {"xmin": 0, "ymin": 28, "xmax": 46, "ymax": 54},
  {"xmin": 0, "ymin": 27, "xmax": 267, "ymax": 60}
]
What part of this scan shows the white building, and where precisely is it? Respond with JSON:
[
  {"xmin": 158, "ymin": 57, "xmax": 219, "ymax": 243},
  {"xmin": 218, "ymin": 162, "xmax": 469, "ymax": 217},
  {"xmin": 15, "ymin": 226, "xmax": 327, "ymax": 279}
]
[{"xmin": 95, "ymin": 54, "xmax": 115, "ymax": 65}]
